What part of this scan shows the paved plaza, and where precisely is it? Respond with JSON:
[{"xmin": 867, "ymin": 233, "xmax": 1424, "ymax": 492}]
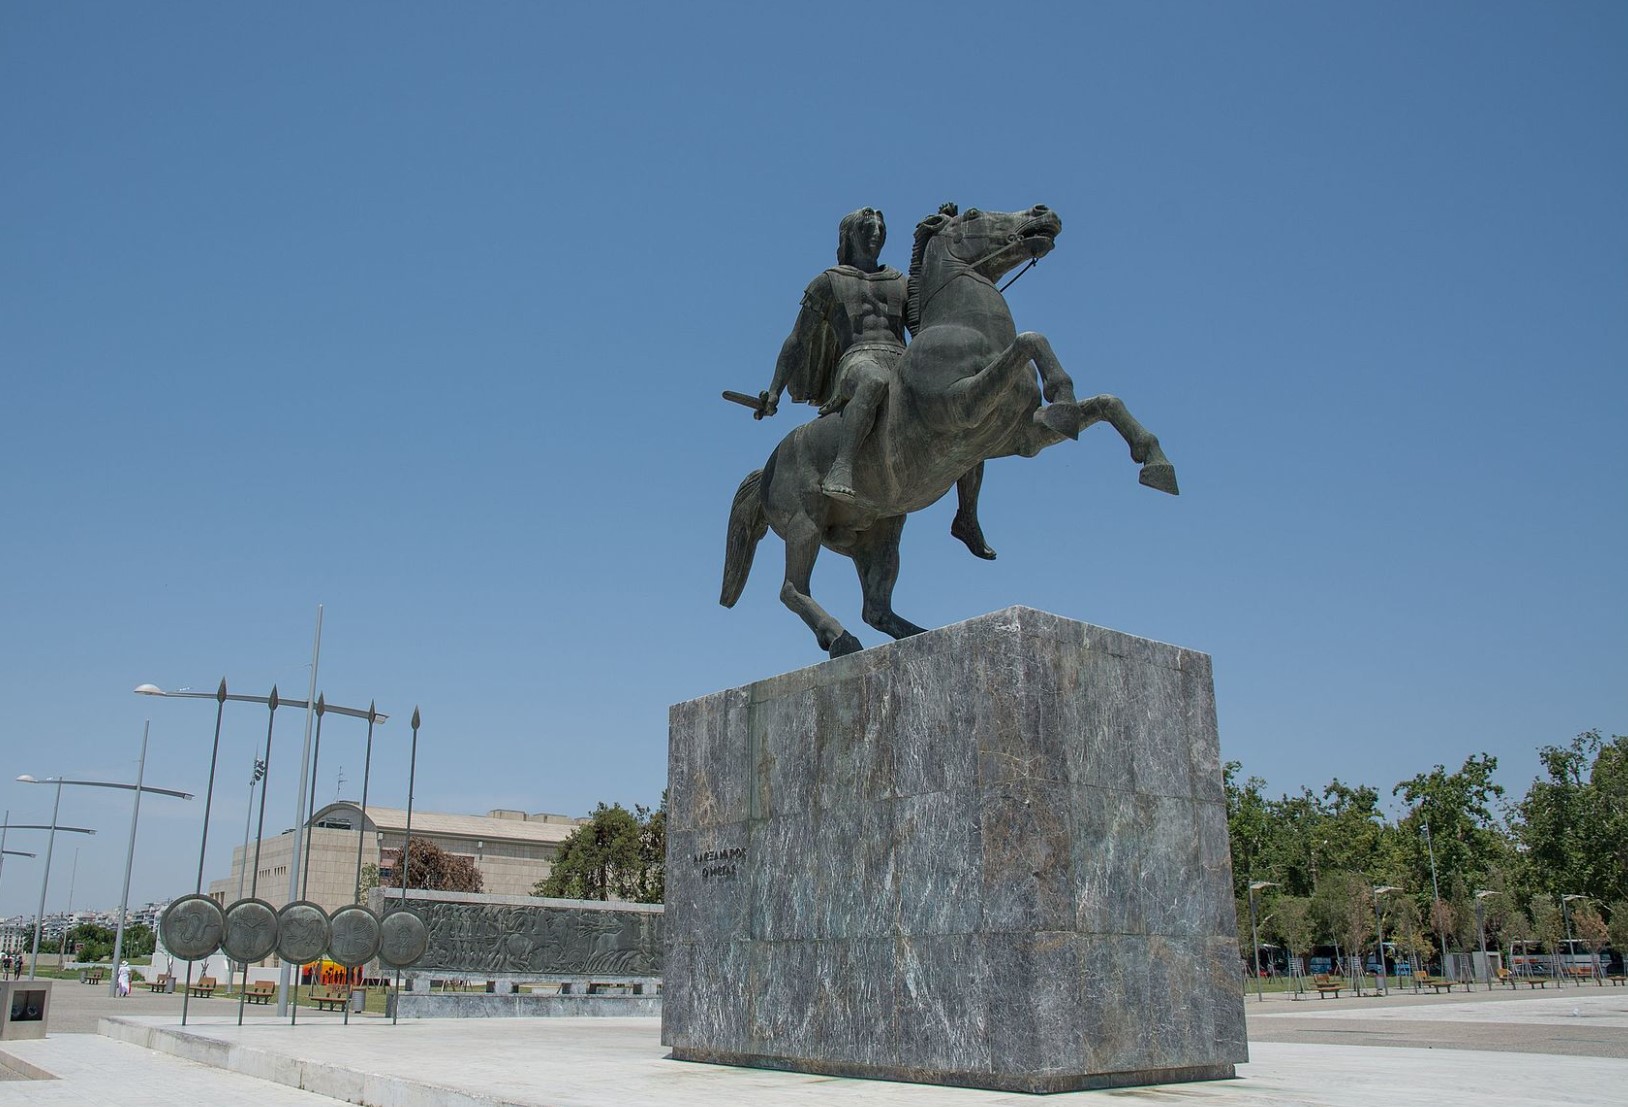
[{"xmin": 0, "ymin": 980, "xmax": 1623, "ymax": 1104}]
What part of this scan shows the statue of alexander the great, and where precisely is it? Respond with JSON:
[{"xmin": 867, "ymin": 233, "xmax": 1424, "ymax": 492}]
[{"xmin": 753, "ymin": 207, "xmax": 995, "ymax": 559}]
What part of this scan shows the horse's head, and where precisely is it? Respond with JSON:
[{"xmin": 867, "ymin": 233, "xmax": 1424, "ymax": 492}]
[
  {"xmin": 908, "ymin": 204, "xmax": 1061, "ymax": 329},
  {"xmin": 915, "ymin": 203, "xmax": 1060, "ymax": 280}
]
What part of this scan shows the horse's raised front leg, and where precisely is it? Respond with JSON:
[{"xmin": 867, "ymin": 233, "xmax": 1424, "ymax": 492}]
[
  {"xmin": 942, "ymin": 331, "xmax": 1077, "ymax": 427},
  {"xmin": 1076, "ymin": 394, "xmax": 1179, "ymax": 495},
  {"xmin": 779, "ymin": 517, "xmax": 863, "ymax": 657},
  {"xmin": 851, "ymin": 515, "xmax": 927, "ymax": 641}
]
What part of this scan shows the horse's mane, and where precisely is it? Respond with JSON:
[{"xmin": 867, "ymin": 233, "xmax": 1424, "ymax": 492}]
[{"xmin": 906, "ymin": 203, "xmax": 957, "ymax": 334}]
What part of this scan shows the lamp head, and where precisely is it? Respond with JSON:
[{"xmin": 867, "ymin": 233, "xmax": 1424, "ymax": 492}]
[
  {"xmin": 15, "ymin": 775, "xmax": 37, "ymax": 783},
  {"xmin": 133, "ymin": 684, "xmax": 165, "ymax": 696}
]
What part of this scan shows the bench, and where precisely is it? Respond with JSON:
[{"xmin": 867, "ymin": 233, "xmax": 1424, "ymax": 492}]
[
  {"xmin": 308, "ymin": 986, "xmax": 350, "ymax": 1011},
  {"xmin": 1607, "ymin": 974, "xmax": 1625, "ymax": 987},
  {"xmin": 1414, "ymin": 973, "xmax": 1455, "ymax": 992},
  {"xmin": 187, "ymin": 976, "xmax": 218, "ymax": 998},
  {"xmin": 1311, "ymin": 973, "xmax": 1343, "ymax": 998},
  {"xmin": 146, "ymin": 974, "xmax": 171, "ymax": 993},
  {"xmin": 1566, "ymin": 966, "xmax": 1597, "ymax": 983},
  {"xmin": 243, "ymin": 982, "xmax": 275, "ymax": 1004},
  {"xmin": 84, "ymin": 968, "xmax": 105, "ymax": 985}
]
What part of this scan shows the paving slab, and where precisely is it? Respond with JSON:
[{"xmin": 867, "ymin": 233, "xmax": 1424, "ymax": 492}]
[{"xmin": 85, "ymin": 1011, "xmax": 1625, "ymax": 1106}]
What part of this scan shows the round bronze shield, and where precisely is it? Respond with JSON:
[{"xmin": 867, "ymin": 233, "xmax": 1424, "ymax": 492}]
[
  {"xmin": 327, "ymin": 904, "xmax": 382, "ymax": 967},
  {"xmin": 275, "ymin": 900, "xmax": 330, "ymax": 965},
  {"xmin": 160, "ymin": 894, "xmax": 225, "ymax": 960},
  {"xmin": 377, "ymin": 909, "xmax": 428, "ymax": 968},
  {"xmin": 221, "ymin": 898, "xmax": 279, "ymax": 963}
]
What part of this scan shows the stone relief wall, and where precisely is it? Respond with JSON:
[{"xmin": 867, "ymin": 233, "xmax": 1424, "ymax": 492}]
[{"xmin": 416, "ymin": 901, "xmax": 664, "ymax": 976}]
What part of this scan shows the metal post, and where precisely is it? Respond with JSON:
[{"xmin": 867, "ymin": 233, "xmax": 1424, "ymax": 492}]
[
  {"xmin": 183, "ymin": 678, "xmax": 229, "ymax": 1028},
  {"xmin": 28, "ymin": 780, "xmax": 62, "ymax": 979},
  {"xmin": 279, "ymin": 604, "xmax": 323, "ymax": 1018},
  {"xmin": 108, "ymin": 722, "xmax": 149, "ymax": 997},
  {"xmin": 1422, "ymin": 821, "xmax": 1444, "ymax": 975},
  {"xmin": 392, "ymin": 707, "xmax": 420, "ymax": 1026},
  {"xmin": 240, "ymin": 687, "xmax": 278, "ymax": 1026},
  {"xmin": 1249, "ymin": 885, "xmax": 1264, "ymax": 1002},
  {"xmin": 353, "ymin": 704, "xmax": 377, "ymax": 902},
  {"xmin": 1475, "ymin": 893, "xmax": 1491, "ymax": 988}
]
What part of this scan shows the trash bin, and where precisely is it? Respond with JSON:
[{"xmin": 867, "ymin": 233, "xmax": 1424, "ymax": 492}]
[{"xmin": 350, "ymin": 988, "xmax": 366, "ymax": 1014}]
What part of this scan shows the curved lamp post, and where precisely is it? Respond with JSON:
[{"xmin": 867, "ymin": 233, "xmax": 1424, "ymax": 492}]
[
  {"xmin": 1474, "ymin": 889, "xmax": 1498, "ymax": 988},
  {"xmin": 0, "ymin": 811, "xmax": 95, "ymax": 975},
  {"xmin": 11, "ymin": 787, "xmax": 103, "ymax": 978},
  {"xmin": 19, "ymin": 735, "xmax": 191, "ymax": 987},
  {"xmin": 1248, "ymin": 880, "xmax": 1278, "ymax": 1002},
  {"xmin": 1372, "ymin": 885, "xmax": 1400, "ymax": 994}
]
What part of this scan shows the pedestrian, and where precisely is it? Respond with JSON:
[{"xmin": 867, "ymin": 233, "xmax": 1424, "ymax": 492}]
[{"xmin": 116, "ymin": 959, "xmax": 132, "ymax": 997}]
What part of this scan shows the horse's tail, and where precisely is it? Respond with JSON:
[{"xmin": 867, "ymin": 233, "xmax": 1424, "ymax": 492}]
[{"xmin": 720, "ymin": 468, "xmax": 768, "ymax": 608}]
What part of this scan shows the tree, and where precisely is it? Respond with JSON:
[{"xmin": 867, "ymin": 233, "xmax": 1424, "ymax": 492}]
[
  {"xmin": 65, "ymin": 923, "xmax": 117, "ymax": 962},
  {"xmin": 1512, "ymin": 732, "xmax": 1628, "ymax": 908},
  {"xmin": 1268, "ymin": 895, "xmax": 1316, "ymax": 981},
  {"xmin": 383, "ymin": 838, "xmax": 484, "ymax": 893},
  {"xmin": 122, "ymin": 923, "xmax": 156, "ymax": 959},
  {"xmin": 1571, "ymin": 902, "xmax": 1609, "ymax": 980},
  {"xmin": 357, "ymin": 863, "xmax": 380, "ymax": 899},
  {"xmin": 534, "ymin": 798, "xmax": 666, "ymax": 903},
  {"xmin": 1606, "ymin": 900, "xmax": 1628, "ymax": 958}
]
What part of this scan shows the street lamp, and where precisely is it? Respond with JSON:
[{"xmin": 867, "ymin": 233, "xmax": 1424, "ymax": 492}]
[
  {"xmin": 1561, "ymin": 894, "xmax": 1592, "ymax": 984},
  {"xmin": 10, "ymin": 784, "xmax": 99, "ymax": 978},
  {"xmin": 18, "ymin": 745, "xmax": 190, "ymax": 986},
  {"xmin": 1248, "ymin": 880, "xmax": 1277, "ymax": 1003},
  {"xmin": 1474, "ymin": 890, "xmax": 1498, "ymax": 988},
  {"xmin": 0, "ymin": 810, "xmax": 95, "ymax": 973},
  {"xmin": 1372, "ymin": 886, "xmax": 1401, "ymax": 995}
]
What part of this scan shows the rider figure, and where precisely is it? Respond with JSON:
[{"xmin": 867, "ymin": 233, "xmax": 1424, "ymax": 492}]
[{"xmin": 761, "ymin": 207, "xmax": 995, "ymax": 558}]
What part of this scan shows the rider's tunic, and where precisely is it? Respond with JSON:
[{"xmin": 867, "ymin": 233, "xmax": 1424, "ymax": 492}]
[{"xmin": 785, "ymin": 264, "xmax": 908, "ymax": 408}]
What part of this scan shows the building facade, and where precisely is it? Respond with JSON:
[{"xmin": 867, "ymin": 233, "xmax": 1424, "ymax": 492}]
[{"xmin": 206, "ymin": 802, "xmax": 587, "ymax": 914}]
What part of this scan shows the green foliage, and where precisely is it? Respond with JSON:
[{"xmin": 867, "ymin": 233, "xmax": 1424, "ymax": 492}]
[
  {"xmin": 122, "ymin": 923, "xmax": 156, "ymax": 959},
  {"xmin": 1511, "ymin": 731, "xmax": 1628, "ymax": 908},
  {"xmin": 357, "ymin": 862, "xmax": 380, "ymax": 900},
  {"xmin": 533, "ymin": 796, "xmax": 666, "ymax": 903},
  {"xmin": 66, "ymin": 923, "xmax": 117, "ymax": 962}
]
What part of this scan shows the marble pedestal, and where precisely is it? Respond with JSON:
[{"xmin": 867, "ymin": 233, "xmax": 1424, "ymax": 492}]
[{"xmin": 663, "ymin": 607, "xmax": 1246, "ymax": 1094}]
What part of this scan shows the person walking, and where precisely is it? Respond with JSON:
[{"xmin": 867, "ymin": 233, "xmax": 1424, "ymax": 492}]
[{"xmin": 116, "ymin": 959, "xmax": 132, "ymax": 997}]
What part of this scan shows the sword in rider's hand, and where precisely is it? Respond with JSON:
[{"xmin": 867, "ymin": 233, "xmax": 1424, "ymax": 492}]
[{"xmin": 722, "ymin": 390, "xmax": 775, "ymax": 419}]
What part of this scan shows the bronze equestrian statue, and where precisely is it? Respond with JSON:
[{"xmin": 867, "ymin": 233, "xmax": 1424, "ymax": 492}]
[{"xmin": 722, "ymin": 203, "xmax": 1178, "ymax": 658}]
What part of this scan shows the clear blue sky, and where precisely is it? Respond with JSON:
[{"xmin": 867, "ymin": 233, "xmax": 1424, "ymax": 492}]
[{"xmin": 2, "ymin": 2, "xmax": 1623, "ymax": 917}]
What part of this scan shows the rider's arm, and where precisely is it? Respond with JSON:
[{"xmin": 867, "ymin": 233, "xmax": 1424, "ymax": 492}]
[{"xmin": 766, "ymin": 276, "xmax": 830, "ymax": 414}]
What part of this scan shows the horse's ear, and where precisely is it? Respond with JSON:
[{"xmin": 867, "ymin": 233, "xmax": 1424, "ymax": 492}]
[
  {"xmin": 916, "ymin": 213, "xmax": 951, "ymax": 235},
  {"xmin": 938, "ymin": 202, "xmax": 958, "ymax": 217}
]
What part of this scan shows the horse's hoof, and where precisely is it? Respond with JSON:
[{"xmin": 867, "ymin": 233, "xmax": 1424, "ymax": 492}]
[
  {"xmin": 1139, "ymin": 462, "xmax": 1180, "ymax": 496},
  {"xmin": 821, "ymin": 481, "xmax": 859, "ymax": 503},
  {"xmin": 951, "ymin": 518, "xmax": 997, "ymax": 560},
  {"xmin": 1036, "ymin": 403, "xmax": 1084, "ymax": 440},
  {"xmin": 829, "ymin": 632, "xmax": 864, "ymax": 658}
]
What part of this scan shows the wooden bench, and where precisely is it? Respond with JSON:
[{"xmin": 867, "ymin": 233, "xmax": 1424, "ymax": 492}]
[
  {"xmin": 84, "ymin": 968, "xmax": 105, "ymax": 985},
  {"xmin": 1414, "ymin": 973, "xmax": 1455, "ymax": 992},
  {"xmin": 1607, "ymin": 974, "xmax": 1625, "ymax": 986},
  {"xmin": 1566, "ymin": 966, "xmax": 1596, "ymax": 983},
  {"xmin": 243, "ymin": 982, "xmax": 275, "ymax": 1004},
  {"xmin": 1310, "ymin": 973, "xmax": 1343, "ymax": 998},
  {"xmin": 146, "ymin": 974, "xmax": 171, "ymax": 993},
  {"xmin": 187, "ymin": 976, "xmax": 218, "ymax": 998},
  {"xmin": 307, "ymin": 986, "xmax": 349, "ymax": 1011}
]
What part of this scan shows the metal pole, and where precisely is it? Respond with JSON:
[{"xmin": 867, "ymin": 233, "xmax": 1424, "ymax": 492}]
[
  {"xmin": 279, "ymin": 604, "xmax": 322, "ymax": 1018},
  {"xmin": 1422, "ymin": 821, "xmax": 1444, "ymax": 974},
  {"xmin": 1249, "ymin": 885, "xmax": 1264, "ymax": 1002},
  {"xmin": 353, "ymin": 704, "xmax": 377, "ymax": 902},
  {"xmin": 1476, "ymin": 898, "xmax": 1490, "ymax": 988},
  {"xmin": 1374, "ymin": 897, "xmax": 1387, "ymax": 995},
  {"xmin": 392, "ymin": 707, "xmax": 420, "ymax": 1026},
  {"xmin": 28, "ymin": 781, "xmax": 62, "ymax": 979},
  {"xmin": 1561, "ymin": 896, "xmax": 1574, "ymax": 986},
  {"xmin": 240, "ymin": 688, "xmax": 278, "ymax": 1026},
  {"xmin": 108, "ymin": 722, "xmax": 149, "ymax": 997},
  {"xmin": 300, "ymin": 697, "xmax": 327, "ymax": 900},
  {"xmin": 183, "ymin": 678, "xmax": 229, "ymax": 1028},
  {"xmin": 237, "ymin": 761, "xmax": 261, "ymax": 903},
  {"xmin": 58, "ymin": 848, "xmax": 79, "ymax": 969}
]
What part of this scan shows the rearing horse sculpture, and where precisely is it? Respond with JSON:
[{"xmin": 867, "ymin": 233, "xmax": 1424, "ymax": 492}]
[{"xmin": 722, "ymin": 203, "xmax": 1178, "ymax": 658}]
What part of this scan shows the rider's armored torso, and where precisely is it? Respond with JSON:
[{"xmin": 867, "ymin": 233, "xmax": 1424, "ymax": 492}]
[{"xmin": 812, "ymin": 264, "xmax": 908, "ymax": 356}]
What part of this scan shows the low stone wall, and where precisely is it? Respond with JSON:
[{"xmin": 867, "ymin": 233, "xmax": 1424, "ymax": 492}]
[{"xmin": 387, "ymin": 992, "xmax": 661, "ymax": 1019}]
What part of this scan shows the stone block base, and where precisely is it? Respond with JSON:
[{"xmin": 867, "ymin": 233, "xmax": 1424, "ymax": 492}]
[{"xmin": 663, "ymin": 607, "xmax": 1245, "ymax": 1093}]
